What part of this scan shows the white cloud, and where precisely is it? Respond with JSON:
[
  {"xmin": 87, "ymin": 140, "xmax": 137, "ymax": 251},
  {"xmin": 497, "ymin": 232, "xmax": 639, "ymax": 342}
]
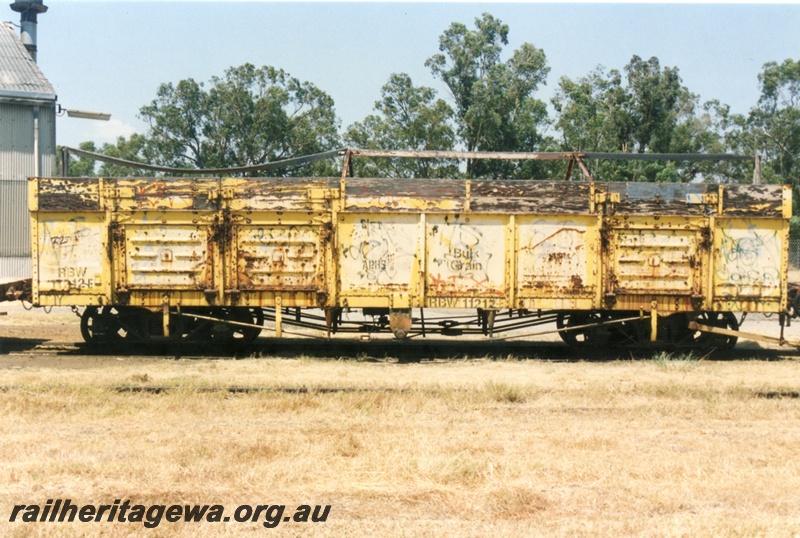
[
  {"xmin": 92, "ymin": 118, "xmax": 137, "ymax": 143},
  {"xmin": 58, "ymin": 117, "xmax": 141, "ymax": 148}
]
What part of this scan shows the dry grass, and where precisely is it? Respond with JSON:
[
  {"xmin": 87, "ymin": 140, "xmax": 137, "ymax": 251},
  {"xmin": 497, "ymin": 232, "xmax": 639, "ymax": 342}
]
[{"xmin": 1, "ymin": 356, "xmax": 800, "ymax": 536}]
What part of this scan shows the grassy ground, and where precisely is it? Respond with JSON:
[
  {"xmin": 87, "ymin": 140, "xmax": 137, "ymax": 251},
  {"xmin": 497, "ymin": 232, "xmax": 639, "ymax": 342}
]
[{"xmin": 1, "ymin": 354, "xmax": 800, "ymax": 536}]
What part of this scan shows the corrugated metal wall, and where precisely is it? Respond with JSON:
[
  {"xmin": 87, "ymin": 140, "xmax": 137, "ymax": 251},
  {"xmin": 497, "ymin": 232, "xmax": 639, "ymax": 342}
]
[
  {"xmin": 0, "ymin": 180, "xmax": 29, "ymax": 256},
  {"xmin": 0, "ymin": 256, "xmax": 30, "ymax": 278},
  {"xmin": 0, "ymin": 103, "xmax": 56, "ymax": 179},
  {"xmin": 0, "ymin": 102, "xmax": 56, "ymax": 278}
]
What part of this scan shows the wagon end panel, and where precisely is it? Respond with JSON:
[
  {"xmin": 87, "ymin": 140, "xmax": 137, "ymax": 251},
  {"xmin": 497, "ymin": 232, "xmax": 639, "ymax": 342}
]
[
  {"xmin": 713, "ymin": 217, "xmax": 788, "ymax": 312},
  {"xmin": 30, "ymin": 177, "xmax": 110, "ymax": 306}
]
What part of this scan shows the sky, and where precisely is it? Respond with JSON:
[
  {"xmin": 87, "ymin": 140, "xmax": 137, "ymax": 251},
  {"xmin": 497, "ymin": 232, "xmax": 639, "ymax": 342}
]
[{"xmin": 7, "ymin": 1, "xmax": 800, "ymax": 150}]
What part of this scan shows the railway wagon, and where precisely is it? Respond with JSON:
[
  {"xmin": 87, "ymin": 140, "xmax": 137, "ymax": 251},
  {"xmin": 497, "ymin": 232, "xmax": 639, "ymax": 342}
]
[{"xmin": 28, "ymin": 152, "xmax": 791, "ymax": 348}]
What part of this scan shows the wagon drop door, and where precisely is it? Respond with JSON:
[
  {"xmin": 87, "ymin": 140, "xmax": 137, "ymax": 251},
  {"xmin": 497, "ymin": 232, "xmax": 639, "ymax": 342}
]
[
  {"xmin": 222, "ymin": 178, "xmax": 334, "ymax": 308},
  {"xmin": 106, "ymin": 178, "xmax": 221, "ymax": 306},
  {"xmin": 604, "ymin": 217, "xmax": 707, "ymax": 310},
  {"xmin": 233, "ymin": 222, "xmax": 327, "ymax": 302},
  {"xmin": 118, "ymin": 220, "xmax": 214, "ymax": 299}
]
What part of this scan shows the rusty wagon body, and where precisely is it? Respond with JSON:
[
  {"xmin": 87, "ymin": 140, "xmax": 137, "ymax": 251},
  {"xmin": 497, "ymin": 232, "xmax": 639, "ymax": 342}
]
[{"xmin": 28, "ymin": 151, "xmax": 792, "ymax": 347}]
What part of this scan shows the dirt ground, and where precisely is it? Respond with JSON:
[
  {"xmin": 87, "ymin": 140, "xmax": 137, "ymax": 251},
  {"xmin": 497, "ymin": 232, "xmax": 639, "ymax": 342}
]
[{"xmin": 0, "ymin": 303, "xmax": 81, "ymax": 341}]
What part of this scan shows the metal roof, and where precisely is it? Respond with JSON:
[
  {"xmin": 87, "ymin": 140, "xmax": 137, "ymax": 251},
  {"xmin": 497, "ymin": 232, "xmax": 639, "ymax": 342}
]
[{"xmin": 0, "ymin": 21, "xmax": 55, "ymax": 101}]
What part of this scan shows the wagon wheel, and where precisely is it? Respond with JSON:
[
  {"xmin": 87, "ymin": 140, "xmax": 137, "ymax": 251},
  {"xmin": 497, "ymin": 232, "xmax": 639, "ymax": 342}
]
[
  {"xmin": 103, "ymin": 306, "xmax": 152, "ymax": 343},
  {"xmin": 556, "ymin": 311, "xmax": 603, "ymax": 347},
  {"xmin": 208, "ymin": 307, "xmax": 264, "ymax": 346},
  {"xmin": 80, "ymin": 306, "xmax": 102, "ymax": 344},
  {"xmin": 556, "ymin": 311, "xmax": 641, "ymax": 347},
  {"xmin": 239, "ymin": 307, "xmax": 265, "ymax": 344},
  {"xmin": 690, "ymin": 311, "xmax": 739, "ymax": 349},
  {"xmin": 80, "ymin": 306, "xmax": 145, "ymax": 344}
]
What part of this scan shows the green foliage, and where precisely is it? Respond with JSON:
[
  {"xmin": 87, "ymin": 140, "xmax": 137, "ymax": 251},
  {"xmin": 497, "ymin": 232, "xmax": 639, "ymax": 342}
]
[
  {"xmin": 708, "ymin": 59, "xmax": 800, "ymax": 233},
  {"xmin": 748, "ymin": 59, "xmax": 800, "ymax": 184},
  {"xmin": 755, "ymin": 60, "xmax": 800, "ymax": 233},
  {"xmin": 138, "ymin": 63, "xmax": 341, "ymax": 176},
  {"xmin": 59, "ymin": 136, "xmax": 153, "ymax": 178},
  {"xmin": 344, "ymin": 73, "xmax": 458, "ymax": 178},
  {"xmin": 625, "ymin": 56, "xmax": 683, "ymax": 153},
  {"xmin": 59, "ymin": 141, "xmax": 97, "ymax": 177},
  {"xmin": 64, "ymin": 15, "xmax": 799, "ymax": 196},
  {"xmin": 553, "ymin": 56, "xmax": 735, "ymax": 183},
  {"xmin": 790, "ymin": 216, "xmax": 800, "ymax": 239},
  {"xmin": 653, "ymin": 350, "xmax": 701, "ymax": 372},
  {"xmin": 96, "ymin": 134, "xmax": 154, "ymax": 177},
  {"xmin": 425, "ymin": 13, "xmax": 552, "ymax": 179},
  {"xmin": 557, "ymin": 58, "xmax": 675, "ymax": 180}
]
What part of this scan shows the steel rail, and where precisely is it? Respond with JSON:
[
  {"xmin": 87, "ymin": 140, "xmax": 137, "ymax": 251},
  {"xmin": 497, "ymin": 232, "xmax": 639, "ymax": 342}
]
[
  {"xmin": 60, "ymin": 146, "xmax": 345, "ymax": 175},
  {"xmin": 344, "ymin": 149, "xmax": 752, "ymax": 162}
]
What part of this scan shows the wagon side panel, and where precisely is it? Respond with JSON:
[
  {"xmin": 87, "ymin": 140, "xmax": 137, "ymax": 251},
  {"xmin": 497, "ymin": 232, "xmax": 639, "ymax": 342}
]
[
  {"xmin": 602, "ymin": 216, "xmax": 709, "ymax": 312},
  {"xmin": 425, "ymin": 214, "xmax": 508, "ymax": 309},
  {"xmin": 515, "ymin": 214, "xmax": 598, "ymax": 310},
  {"xmin": 338, "ymin": 213, "xmax": 420, "ymax": 308}
]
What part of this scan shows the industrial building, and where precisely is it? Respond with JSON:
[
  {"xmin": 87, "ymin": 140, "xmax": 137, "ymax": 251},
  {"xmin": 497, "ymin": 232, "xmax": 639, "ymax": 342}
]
[{"xmin": 0, "ymin": 0, "xmax": 55, "ymax": 279}]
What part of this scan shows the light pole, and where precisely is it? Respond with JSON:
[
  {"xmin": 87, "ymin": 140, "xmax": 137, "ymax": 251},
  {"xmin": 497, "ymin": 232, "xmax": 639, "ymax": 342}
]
[{"xmin": 56, "ymin": 105, "xmax": 112, "ymax": 176}]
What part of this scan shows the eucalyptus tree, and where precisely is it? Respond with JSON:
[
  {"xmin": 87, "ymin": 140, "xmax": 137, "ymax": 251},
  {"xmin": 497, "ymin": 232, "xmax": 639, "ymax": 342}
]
[
  {"xmin": 727, "ymin": 59, "xmax": 800, "ymax": 235},
  {"xmin": 96, "ymin": 134, "xmax": 154, "ymax": 177},
  {"xmin": 553, "ymin": 55, "xmax": 726, "ymax": 182},
  {"xmin": 344, "ymin": 73, "xmax": 458, "ymax": 178},
  {"xmin": 138, "ymin": 63, "xmax": 341, "ymax": 176},
  {"xmin": 426, "ymin": 13, "xmax": 552, "ymax": 179},
  {"xmin": 746, "ymin": 59, "xmax": 800, "ymax": 184}
]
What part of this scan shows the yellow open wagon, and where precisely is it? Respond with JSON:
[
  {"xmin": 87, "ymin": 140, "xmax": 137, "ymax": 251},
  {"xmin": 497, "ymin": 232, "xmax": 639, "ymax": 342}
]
[{"xmin": 29, "ymin": 150, "xmax": 792, "ymax": 348}]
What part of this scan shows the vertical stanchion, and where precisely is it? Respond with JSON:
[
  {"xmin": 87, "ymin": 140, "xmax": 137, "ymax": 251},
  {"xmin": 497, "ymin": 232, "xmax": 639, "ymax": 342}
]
[
  {"xmin": 650, "ymin": 301, "xmax": 658, "ymax": 342},
  {"xmin": 162, "ymin": 298, "xmax": 170, "ymax": 338},
  {"xmin": 275, "ymin": 296, "xmax": 283, "ymax": 338}
]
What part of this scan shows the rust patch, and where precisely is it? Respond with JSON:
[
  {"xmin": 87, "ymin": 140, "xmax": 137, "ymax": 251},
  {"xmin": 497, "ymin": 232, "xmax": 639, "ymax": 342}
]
[
  {"xmin": 316, "ymin": 291, "xmax": 328, "ymax": 308},
  {"xmin": 389, "ymin": 309, "xmax": 413, "ymax": 339},
  {"xmin": 570, "ymin": 274, "xmax": 584, "ymax": 289}
]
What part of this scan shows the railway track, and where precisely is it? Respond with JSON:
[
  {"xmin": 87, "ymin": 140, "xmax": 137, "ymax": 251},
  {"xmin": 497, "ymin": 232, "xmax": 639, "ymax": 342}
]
[{"xmin": 1, "ymin": 383, "xmax": 797, "ymax": 398}]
